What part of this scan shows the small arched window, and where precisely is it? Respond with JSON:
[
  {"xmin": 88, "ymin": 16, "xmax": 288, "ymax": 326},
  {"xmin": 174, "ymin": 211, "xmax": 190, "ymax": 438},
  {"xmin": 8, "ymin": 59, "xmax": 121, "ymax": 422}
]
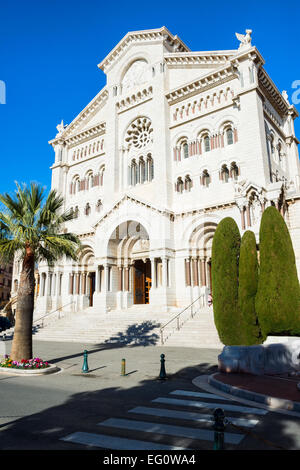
[
  {"xmin": 96, "ymin": 200, "xmax": 102, "ymax": 212},
  {"xmin": 221, "ymin": 165, "xmax": 229, "ymax": 183},
  {"xmin": 230, "ymin": 162, "xmax": 239, "ymax": 180},
  {"xmin": 147, "ymin": 155, "xmax": 154, "ymax": 182},
  {"xmin": 85, "ymin": 203, "xmax": 91, "ymax": 216},
  {"xmin": 99, "ymin": 166, "xmax": 105, "ymax": 186},
  {"xmin": 74, "ymin": 206, "xmax": 79, "ymax": 218},
  {"xmin": 139, "ymin": 157, "xmax": 146, "ymax": 184},
  {"xmin": 185, "ymin": 175, "xmax": 193, "ymax": 192},
  {"xmin": 202, "ymin": 170, "xmax": 211, "ymax": 188},
  {"xmin": 176, "ymin": 177, "xmax": 184, "ymax": 193},
  {"xmin": 182, "ymin": 142, "xmax": 189, "ymax": 159},
  {"xmin": 203, "ymin": 135, "xmax": 210, "ymax": 152},
  {"xmin": 226, "ymin": 128, "xmax": 234, "ymax": 145}
]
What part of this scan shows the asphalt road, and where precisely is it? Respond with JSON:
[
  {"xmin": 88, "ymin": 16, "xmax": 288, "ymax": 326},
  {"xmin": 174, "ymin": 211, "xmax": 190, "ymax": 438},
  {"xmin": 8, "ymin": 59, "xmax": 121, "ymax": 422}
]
[{"xmin": 0, "ymin": 340, "xmax": 299, "ymax": 455}]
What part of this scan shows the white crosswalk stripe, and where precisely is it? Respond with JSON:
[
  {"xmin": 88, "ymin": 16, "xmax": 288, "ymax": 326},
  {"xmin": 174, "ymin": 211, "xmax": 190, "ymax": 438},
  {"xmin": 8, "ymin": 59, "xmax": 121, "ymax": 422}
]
[
  {"xmin": 153, "ymin": 397, "xmax": 268, "ymax": 415},
  {"xmin": 170, "ymin": 390, "xmax": 233, "ymax": 400},
  {"xmin": 129, "ymin": 406, "xmax": 259, "ymax": 428},
  {"xmin": 98, "ymin": 417, "xmax": 244, "ymax": 445},
  {"xmin": 61, "ymin": 432, "xmax": 187, "ymax": 450},
  {"xmin": 61, "ymin": 387, "xmax": 268, "ymax": 449}
]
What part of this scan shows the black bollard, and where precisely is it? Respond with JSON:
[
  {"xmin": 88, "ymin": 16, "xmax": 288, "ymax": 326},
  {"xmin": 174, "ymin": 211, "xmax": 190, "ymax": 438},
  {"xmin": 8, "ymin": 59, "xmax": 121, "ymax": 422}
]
[
  {"xmin": 158, "ymin": 353, "xmax": 167, "ymax": 380},
  {"xmin": 213, "ymin": 408, "xmax": 226, "ymax": 450},
  {"xmin": 82, "ymin": 350, "xmax": 89, "ymax": 373}
]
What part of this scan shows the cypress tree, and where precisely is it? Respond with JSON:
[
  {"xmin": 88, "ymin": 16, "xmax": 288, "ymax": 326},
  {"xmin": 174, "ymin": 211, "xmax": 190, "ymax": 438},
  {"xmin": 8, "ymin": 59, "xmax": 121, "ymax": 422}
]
[
  {"xmin": 255, "ymin": 206, "xmax": 300, "ymax": 337},
  {"xmin": 238, "ymin": 230, "xmax": 264, "ymax": 344},
  {"xmin": 211, "ymin": 217, "xmax": 244, "ymax": 345}
]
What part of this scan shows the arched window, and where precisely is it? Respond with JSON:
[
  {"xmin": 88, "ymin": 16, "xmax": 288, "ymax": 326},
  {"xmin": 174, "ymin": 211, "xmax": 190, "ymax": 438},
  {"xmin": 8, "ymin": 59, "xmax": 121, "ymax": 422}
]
[
  {"xmin": 130, "ymin": 160, "xmax": 137, "ymax": 186},
  {"xmin": 85, "ymin": 172, "xmax": 93, "ymax": 190},
  {"xmin": 147, "ymin": 155, "xmax": 154, "ymax": 182},
  {"xmin": 139, "ymin": 157, "xmax": 146, "ymax": 184},
  {"xmin": 185, "ymin": 175, "xmax": 193, "ymax": 192},
  {"xmin": 203, "ymin": 135, "xmax": 210, "ymax": 152},
  {"xmin": 74, "ymin": 206, "xmax": 79, "ymax": 218},
  {"xmin": 176, "ymin": 177, "xmax": 184, "ymax": 193},
  {"xmin": 96, "ymin": 200, "xmax": 102, "ymax": 212},
  {"xmin": 269, "ymin": 133, "xmax": 275, "ymax": 154},
  {"xmin": 99, "ymin": 166, "xmax": 105, "ymax": 186},
  {"xmin": 277, "ymin": 141, "xmax": 282, "ymax": 163},
  {"xmin": 221, "ymin": 164, "xmax": 229, "ymax": 183},
  {"xmin": 85, "ymin": 203, "xmax": 91, "ymax": 216},
  {"xmin": 182, "ymin": 141, "xmax": 189, "ymax": 159},
  {"xmin": 230, "ymin": 162, "xmax": 239, "ymax": 180},
  {"xmin": 202, "ymin": 170, "xmax": 211, "ymax": 187},
  {"xmin": 226, "ymin": 128, "xmax": 234, "ymax": 145}
]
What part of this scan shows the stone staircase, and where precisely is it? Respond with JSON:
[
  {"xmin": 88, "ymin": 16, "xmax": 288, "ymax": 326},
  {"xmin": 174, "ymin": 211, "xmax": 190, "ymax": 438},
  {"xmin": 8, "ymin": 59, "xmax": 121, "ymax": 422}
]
[
  {"xmin": 161, "ymin": 307, "xmax": 223, "ymax": 349},
  {"xmin": 31, "ymin": 305, "xmax": 178, "ymax": 346},
  {"xmin": 5, "ymin": 304, "xmax": 223, "ymax": 349},
  {"xmin": 34, "ymin": 304, "xmax": 223, "ymax": 349}
]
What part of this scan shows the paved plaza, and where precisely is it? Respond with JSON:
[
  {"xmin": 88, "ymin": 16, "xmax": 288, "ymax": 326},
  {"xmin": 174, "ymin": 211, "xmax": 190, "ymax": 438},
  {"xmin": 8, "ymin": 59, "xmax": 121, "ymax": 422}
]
[{"xmin": 0, "ymin": 339, "xmax": 299, "ymax": 452}]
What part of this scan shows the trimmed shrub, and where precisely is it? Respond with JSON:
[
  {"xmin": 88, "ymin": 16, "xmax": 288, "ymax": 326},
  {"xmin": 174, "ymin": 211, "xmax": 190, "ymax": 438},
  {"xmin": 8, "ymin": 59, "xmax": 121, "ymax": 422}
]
[
  {"xmin": 255, "ymin": 206, "xmax": 300, "ymax": 337},
  {"xmin": 211, "ymin": 217, "xmax": 244, "ymax": 345},
  {"xmin": 238, "ymin": 231, "xmax": 264, "ymax": 344}
]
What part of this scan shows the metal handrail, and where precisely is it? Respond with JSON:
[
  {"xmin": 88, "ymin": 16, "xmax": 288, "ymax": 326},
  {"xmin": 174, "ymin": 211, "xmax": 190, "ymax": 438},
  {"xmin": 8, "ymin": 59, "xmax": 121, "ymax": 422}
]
[
  {"xmin": 33, "ymin": 301, "xmax": 76, "ymax": 327},
  {"xmin": 0, "ymin": 301, "xmax": 76, "ymax": 338},
  {"xmin": 160, "ymin": 295, "xmax": 204, "ymax": 345}
]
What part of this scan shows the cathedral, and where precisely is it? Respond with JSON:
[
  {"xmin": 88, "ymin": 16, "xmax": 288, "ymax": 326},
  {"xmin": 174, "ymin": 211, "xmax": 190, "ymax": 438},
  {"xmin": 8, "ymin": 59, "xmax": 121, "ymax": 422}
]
[{"xmin": 22, "ymin": 27, "xmax": 300, "ymax": 316}]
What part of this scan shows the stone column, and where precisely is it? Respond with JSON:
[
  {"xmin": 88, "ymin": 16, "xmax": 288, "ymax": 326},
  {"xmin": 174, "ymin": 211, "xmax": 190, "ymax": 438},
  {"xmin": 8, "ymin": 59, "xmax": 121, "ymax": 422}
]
[
  {"xmin": 150, "ymin": 258, "xmax": 156, "ymax": 288},
  {"xmin": 69, "ymin": 274, "xmax": 74, "ymax": 295},
  {"xmin": 162, "ymin": 257, "xmax": 168, "ymax": 287},
  {"xmin": 192, "ymin": 257, "xmax": 199, "ymax": 286},
  {"xmin": 185, "ymin": 258, "xmax": 191, "ymax": 286},
  {"xmin": 200, "ymin": 258, "xmax": 206, "ymax": 287},
  {"xmin": 118, "ymin": 267, "xmax": 123, "ymax": 291},
  {"xmin": 124, "ymin": 267, "xmax": 130, "ymax": 292},
  {"xmin": 246, "ymin": 205, "xmax": 251, "ymax": 227}
]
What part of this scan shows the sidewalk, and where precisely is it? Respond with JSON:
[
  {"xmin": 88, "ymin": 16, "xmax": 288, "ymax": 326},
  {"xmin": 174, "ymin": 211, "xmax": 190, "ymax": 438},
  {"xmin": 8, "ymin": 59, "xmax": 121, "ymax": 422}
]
[{"xmin": 208, "ymin": 372, "xmax": 300, "ymax": 412}]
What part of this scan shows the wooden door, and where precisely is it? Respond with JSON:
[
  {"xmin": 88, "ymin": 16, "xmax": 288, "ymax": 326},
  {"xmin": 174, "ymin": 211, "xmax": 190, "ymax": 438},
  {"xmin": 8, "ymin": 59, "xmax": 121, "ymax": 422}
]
[{"xmin": 134, "ymin": 260, "xmax": 145, "ymax": 304}]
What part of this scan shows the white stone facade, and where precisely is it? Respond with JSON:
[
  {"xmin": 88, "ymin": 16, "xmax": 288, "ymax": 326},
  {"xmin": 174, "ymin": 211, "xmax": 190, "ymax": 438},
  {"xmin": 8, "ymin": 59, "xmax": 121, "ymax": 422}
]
[{"xmin": 18, "ymin": 27, "xmax": 300, "ymax": 316}]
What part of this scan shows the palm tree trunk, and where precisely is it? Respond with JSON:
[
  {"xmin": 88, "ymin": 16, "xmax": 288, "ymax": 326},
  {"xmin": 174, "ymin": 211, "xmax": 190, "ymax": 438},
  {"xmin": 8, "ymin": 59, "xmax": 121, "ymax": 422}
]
[{"xmin": 10, "ymin": 246, "xmax": 35, "ymax": 362}]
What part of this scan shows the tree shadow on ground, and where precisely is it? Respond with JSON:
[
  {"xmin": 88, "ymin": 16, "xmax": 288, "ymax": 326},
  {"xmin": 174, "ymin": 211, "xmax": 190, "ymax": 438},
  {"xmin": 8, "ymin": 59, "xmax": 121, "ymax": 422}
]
[
  {"xmin": 104, "ymin": 320, "xmax": 161, "ymax": 347},
  {"xmin": 0, "ymin": 360, "xmax": 298, "ymax": 452}
]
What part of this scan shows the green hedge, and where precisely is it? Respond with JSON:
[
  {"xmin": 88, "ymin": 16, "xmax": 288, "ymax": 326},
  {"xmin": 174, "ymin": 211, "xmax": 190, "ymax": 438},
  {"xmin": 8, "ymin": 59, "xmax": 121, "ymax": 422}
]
[
  {"xmin": 211, "ymin": 217, "xmax": 245, "ymax": 345},
  {"xmin": 238, "ymin": 230, "xmax": 264, "ymax": 344},
  {"xmin": 255, "ymin": 206, "xmax": 300, "ymax": 337}
]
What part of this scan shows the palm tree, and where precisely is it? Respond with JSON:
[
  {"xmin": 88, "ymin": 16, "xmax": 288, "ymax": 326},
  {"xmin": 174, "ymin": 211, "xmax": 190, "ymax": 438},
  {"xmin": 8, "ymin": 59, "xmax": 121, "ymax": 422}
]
[{"xmin": 0, "ymin": 182, "xmax": 81, "ymax": 362}]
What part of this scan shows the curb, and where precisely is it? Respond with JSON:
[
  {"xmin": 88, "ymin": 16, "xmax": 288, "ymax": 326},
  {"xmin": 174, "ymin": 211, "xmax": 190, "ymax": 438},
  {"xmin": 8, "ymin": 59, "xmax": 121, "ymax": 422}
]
[
  {"xmin": 208, "ymin": 373, "xmax": 300, "ymax": 413},
  {"xmin": 0, "ymin": 363, "xmax": 59, "ymax": 376}
]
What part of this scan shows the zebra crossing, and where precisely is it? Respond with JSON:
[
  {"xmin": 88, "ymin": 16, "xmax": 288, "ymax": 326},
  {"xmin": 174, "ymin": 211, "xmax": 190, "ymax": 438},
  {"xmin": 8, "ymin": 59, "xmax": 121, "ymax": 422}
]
[{"xmin": 61, "ymin": 387, "xmax": 268, "ymax": 450}]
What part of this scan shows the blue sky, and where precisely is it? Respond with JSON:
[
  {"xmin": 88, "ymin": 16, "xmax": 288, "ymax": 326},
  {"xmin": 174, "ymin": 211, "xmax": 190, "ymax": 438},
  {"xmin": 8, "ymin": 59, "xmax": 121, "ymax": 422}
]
[{"xmin": 0, "ymin": 0, "xmax": 299, "ymax": 196}]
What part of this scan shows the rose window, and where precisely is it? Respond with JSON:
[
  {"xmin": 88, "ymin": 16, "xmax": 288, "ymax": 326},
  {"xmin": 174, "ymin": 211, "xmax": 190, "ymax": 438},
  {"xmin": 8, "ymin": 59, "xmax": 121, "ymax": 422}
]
[{"xmin": 125, "ymin": 117, "xmax": 153, "ymax": 149}]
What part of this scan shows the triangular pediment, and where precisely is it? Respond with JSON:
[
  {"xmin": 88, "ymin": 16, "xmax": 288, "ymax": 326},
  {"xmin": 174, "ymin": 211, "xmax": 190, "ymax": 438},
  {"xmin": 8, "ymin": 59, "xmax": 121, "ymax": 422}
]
[
  {"xmin": 93, "ymin": 194, "xmax": 173, "ymax": 230},
  {"xmin": 97, "ymin": 27, "xmax": 190, "ymax": 73}
]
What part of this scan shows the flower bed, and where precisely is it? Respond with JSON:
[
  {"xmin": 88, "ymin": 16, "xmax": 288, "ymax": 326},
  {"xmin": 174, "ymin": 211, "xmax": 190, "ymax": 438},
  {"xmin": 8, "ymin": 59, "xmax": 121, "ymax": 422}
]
[{"xmin": 0, "ymin": 355, "xmax": 50, "ymax": 370}]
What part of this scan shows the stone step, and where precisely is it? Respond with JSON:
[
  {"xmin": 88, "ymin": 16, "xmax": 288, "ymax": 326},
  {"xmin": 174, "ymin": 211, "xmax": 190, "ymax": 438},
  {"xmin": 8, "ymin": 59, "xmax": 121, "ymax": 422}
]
[{"xmin": 31, "ymin": 304, "xmax": 221, "ymax": 348}]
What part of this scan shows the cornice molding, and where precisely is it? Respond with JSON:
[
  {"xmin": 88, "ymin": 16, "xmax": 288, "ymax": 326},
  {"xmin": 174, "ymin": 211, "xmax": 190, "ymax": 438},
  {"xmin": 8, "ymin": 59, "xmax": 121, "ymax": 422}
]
[
  {"xmin": 64, "ymin": 122, "xmax": 106, "ymax": 147},
  {"xmin": 164, "ymin": 50, "xmax": 236, "ymax": 67},
  {"xmin": 116, "ymin": 86, "xmax": 153, "ymax": 114},
  {"xmin": 258, "ymin": 68, "xmax": 290, "ymax": 116},
  {"xmin": 165, "ymin": 64, "xmax": 238, "ymax": 105}
]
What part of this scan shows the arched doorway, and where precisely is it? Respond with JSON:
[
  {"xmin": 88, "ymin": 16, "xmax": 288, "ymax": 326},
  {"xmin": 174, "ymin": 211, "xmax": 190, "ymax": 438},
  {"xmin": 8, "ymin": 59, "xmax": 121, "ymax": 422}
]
[{"xmin": 107, "ymin": 220, "xmax": 152, "ymax": 307}]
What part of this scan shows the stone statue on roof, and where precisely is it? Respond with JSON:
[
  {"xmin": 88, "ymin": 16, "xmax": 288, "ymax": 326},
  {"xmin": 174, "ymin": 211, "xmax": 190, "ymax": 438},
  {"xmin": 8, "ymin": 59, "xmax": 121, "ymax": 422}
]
[
  {"xmin": 235, "ymin": 29, "xmax": 252, "ymax": 50},
  {"xmin": 56, "ymin": 119, "xmax": 65, "ymax": 137}
]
